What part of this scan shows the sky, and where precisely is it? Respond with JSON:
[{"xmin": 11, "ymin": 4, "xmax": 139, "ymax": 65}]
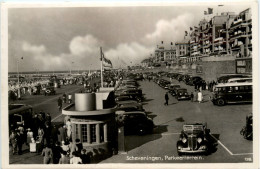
[{"xmin": 7, "ymin": 4, "xmax": 251, "ymax": 72}]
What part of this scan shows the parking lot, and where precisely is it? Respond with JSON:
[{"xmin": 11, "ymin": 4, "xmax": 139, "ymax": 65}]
[
  {"xmin": 102, "ymin": 78, "xmax": 253, "ymax": 163},
  {"xmin": 8, "ymin": 75, "xmax": 253, "ymax": 164}
]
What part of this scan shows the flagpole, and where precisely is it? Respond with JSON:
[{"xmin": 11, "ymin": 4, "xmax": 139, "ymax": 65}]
[
  {"xmin": 100, "ymin": 47, "xmax": 104, "ymax": 88},
  {"xmin": 17, "ymin": 59, "xmax": 19, "ymax": 87}
]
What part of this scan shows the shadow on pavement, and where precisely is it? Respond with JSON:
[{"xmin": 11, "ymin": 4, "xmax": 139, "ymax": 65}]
[
  {"xmin": 125, "ymin": 125, "xmax": 168, "ymax": 152},
  {"xmin": 208, "ymin": 133, "xmax": 220, "ymax": 155},
  {"xmin": 175, "ymin": 117, "xmax": 185, "ymax": 122},
  {"xmin": 143, "ymin": 98, "xmax": 154, "ymax": 102},
  {"xmin": 145, "ymin": 111, "xmax": 157, "ymax": 120}
]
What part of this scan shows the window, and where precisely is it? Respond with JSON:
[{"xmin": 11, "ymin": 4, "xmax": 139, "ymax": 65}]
[
  {"xmin": 75, "ymin": 124, "xmax": 79, "ymax": 139},
  {"xmin": 100, "ymin": 123, "xmax": 104, "ymax": 142},
  {"xmin": 90, "ymin": 124, "xmax": 96, "ymax": 143},
  {"xmin": 81, "ymin": 124, "xmax": 88, "ymax": 142},
  {"xmin": 239, "ymin": 86, "xmax": 245, "ymax": 91}
]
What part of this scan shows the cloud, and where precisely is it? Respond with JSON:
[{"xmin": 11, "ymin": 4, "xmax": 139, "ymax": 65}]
[
  {"xmin": 19, "ymin": 14, "xmax": 195, "ymax": 71},
  {"xmin": 69, "ymin": 34, "xmax": 102, "ymax": 56},
  {"xmin": 105, "ymin": 42, "xmax": 154, "ymax": 68},
  {"xmin": 22, "ymin": 42, "xmax": 46, "ymax": 55},
  {"xmin": 144, "ymin": 13, "xmax": 195, "ymax": 46},
  {"xmin": 21, "ymin": 35, "xmax": 103, "ymax": 71}
]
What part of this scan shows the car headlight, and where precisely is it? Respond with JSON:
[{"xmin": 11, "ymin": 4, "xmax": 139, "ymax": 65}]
[
  {"xmin": 197, "ymin": 137, "xmax": 202, "ymax": 143},
  {"xmin": 182, "ymin": 137, "xmax": 187, "ymax": 143},
  {"xmin": 199, "ymin": 145, "xmax": 207, "ymax": 150}
]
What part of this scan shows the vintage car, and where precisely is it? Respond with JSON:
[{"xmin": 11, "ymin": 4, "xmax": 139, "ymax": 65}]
[
  {"xmin": 115, "ymin": 89, "xmax": 143, "ymax": 98},
  {"xmin": 177, "ymin": 123, "xmax": 210, "ymax": 155},
  {"xmin": 117, "ymin": 102, "xmax": 144, "ymax": 111},
  {"xmin": 44, "ymin": 86, "xmax": 56, "ymax": 96},
  {"xmin": 175, "ymin": 88, "xmax": 191, "ymax": 101},
  {"xmin": 116, "ymin": 111, "xmax": 154, "ymax": 135},
  {"xmin": 240, "ymin": 113, "xmax": 252, "ymax": 140},
  {"xmin": 115, "ymin": 95, "xmax": 141, "ymax": 103},
  {"xmin": 168, "ymin": 84, "xmax": 181, "ymax": 91}
]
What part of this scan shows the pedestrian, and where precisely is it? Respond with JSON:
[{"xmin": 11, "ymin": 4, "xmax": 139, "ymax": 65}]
[
  {"xmin": 52, "ymin": 141, "xmax": 62, "ymax": 164},
  {"xmin": 59, "ymin": 151, "xmax": 70, "ymax": 164},
  {"xmin": 26, "ymin": 128, "xmax": 33, "ymax": 146},
  {"xmin": 61, "ymin": 140, "xmax": 70, "ymax": 153},
  {"xmin": 62, "ymin": 93, "xmax": 67, "ymax": 103},
  {"xmin": 57, "ymin": 97, "xmax": 62, "ymax": 111},
  {"xmin": 164, "ymin": 92, "xmax": 169, "ymax": 105},
  {"xmin": 16, "ymin": 131, "xmax": 23, "ymax": 155},
  {"xmin": 80, "ymin": 149, "xmax": 90, "ymax": 164},
  {"xmin": 66, "ymin": 119, "xmax": 72, "ymax": 139},
  {"xmin": 44, "ymin": 123, "xmax": 51, "ymax": 146},
  {"xmin": 70, "ymin": 151, "xmax": 82, "ymax": 164},
  {"xmin": 37, "ymin": 126, "xmax": 44, "ymax": 145},
  {"xmin": 75, "ymin": 139, "xmax": 83, "ymax": 154},
  {"xmin": 58, "ymin": 125, "xmax": 66, "ymax": 143},
  {"xmin": 51, "ymin": 125, "xmax": 59, "ymax": 145},
  {"xmin": 198, "ymin": 90, "xmax": 203, "ymax": 103},
  {"xmin": 9, "ymin": 130, "xmax": 18, "ymax": 155},
  {"xmin": 41, "ymin": 144, "xmax": 53, "ymax": 164},
  {"xmin": 194, "ymin": 90, "xmax": 198, "ymax": 102},
  {"xmin": 190, "ymin": 92, "xmax": 194, "ymax": 102}
]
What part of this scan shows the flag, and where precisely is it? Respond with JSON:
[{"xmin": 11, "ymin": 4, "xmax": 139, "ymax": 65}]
[
  {"xmin": 204, "ymin": 11, "xmax": 207, "ymax": 15},
  {"xmin": 185, "ymin": 31, "xmax": 188, "ymax": 36},
  {"xmin": 101, "ymin": 52, "xmax": 113, "ymax": 68},
  {"xmin": 161, "ymin": 41, "xmax": 163, "ymax": 44},
  {"xmin": 170, "ymin": 42, "xmax": 173, "ymax": 45},
  {"xmin": 190, "ymin": 27, "xmax": 193, "ymax": 31},
  {"xmin": 208, "ymin": 8, "xmax": 213, "ymax": 14}
]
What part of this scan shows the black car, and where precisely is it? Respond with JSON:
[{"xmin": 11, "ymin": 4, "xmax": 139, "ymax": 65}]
[
  {"xmin": 116, "ymin": 111, "xmax": 154, "ymax": 135},
  {"xmin": 175, "ymin": 88, "xmax": 190, "ymax": 101},
  {"xmin": 177, "ymin": 123, "xmax": 211, "ymax": 156}
]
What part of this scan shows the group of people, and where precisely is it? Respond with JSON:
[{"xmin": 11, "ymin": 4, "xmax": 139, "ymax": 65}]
[
  {"xmin": 9, "ymin": 111, "xmax": 92, "ymax": 164},
  {"xmin": 41, "ymin": 138, "xmax": 91, "ymax": 164}
]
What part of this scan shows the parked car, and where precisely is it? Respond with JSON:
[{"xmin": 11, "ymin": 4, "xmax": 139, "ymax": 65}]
[
  {"xmin": 117, "ymin": 102, "xmax": 144, "ymax": 111},
  {"xmin": 175, "ymin": 88, "xmax": 190, "ymax": 101},
  {"xmin": 177, "ymin": 123, "xmax": 210, "ymax": 156},
  {"xmin": 168, "ymin": 84, "xmax": 181, "ymax": 91},
  {"xmin": 115, "ymin": 89, "xmax": 143, "ymax": 99},
  {"xmin": 115, "ymin": 95, "xmax": 142, "ymax": 103},
  {"xmin": 116, "ymin": 111, "xmax": 154, "ymax": 135},
  {"xmin": 240, "ymin": 113, "xmax": 252, "ymax": 140},
  {"xmin": 44, "ymin": 87, "xmax": 56, "ymax": 96}
]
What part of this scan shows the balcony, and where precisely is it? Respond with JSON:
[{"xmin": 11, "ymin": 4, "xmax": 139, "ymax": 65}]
[
  {"xmin": 230, "ymin": 20, "xmax": 251, "ymax": 30},
  {"xmin": 229, "ymin": 32, "xmax": 249, "ymax": 40}
]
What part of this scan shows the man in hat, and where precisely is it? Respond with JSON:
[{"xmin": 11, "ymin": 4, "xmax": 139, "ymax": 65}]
[{"xmin": 164, "ymin": 92, "xmax": 169, "ymax": 106}]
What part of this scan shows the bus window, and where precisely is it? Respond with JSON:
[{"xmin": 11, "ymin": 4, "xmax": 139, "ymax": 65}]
[
  {"xmin": 239, "ymin": 86, "xmax": 245, "ymax": 91},
  {"xmin": 234, "ymin": 86, "xmax": 239, "ymax": 91}
]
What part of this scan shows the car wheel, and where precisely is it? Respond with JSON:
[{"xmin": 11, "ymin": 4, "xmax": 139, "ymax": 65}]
[
  {"xmin": 177, "ymin": 151, "xmax": 182, "ymax": 156},
  {"xmin": 217, "ymin": 99, "xmax": 225, "ymax": 106}
]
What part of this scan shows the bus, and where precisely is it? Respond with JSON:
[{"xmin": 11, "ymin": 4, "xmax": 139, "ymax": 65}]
[
  {"xmin": 227, "ymin": 78, "xmax": 252, "ymax": 83},
  {"xmin": 9, "ymin": 104, "xmax": 33, "ymax": 131},
  {"xmin": 217, "ymin": 74, "xmax": 252, "ymax": 83},
  {"xmin": 211, "ymin": 82, "xmax": 252, "ymax": 106}
]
